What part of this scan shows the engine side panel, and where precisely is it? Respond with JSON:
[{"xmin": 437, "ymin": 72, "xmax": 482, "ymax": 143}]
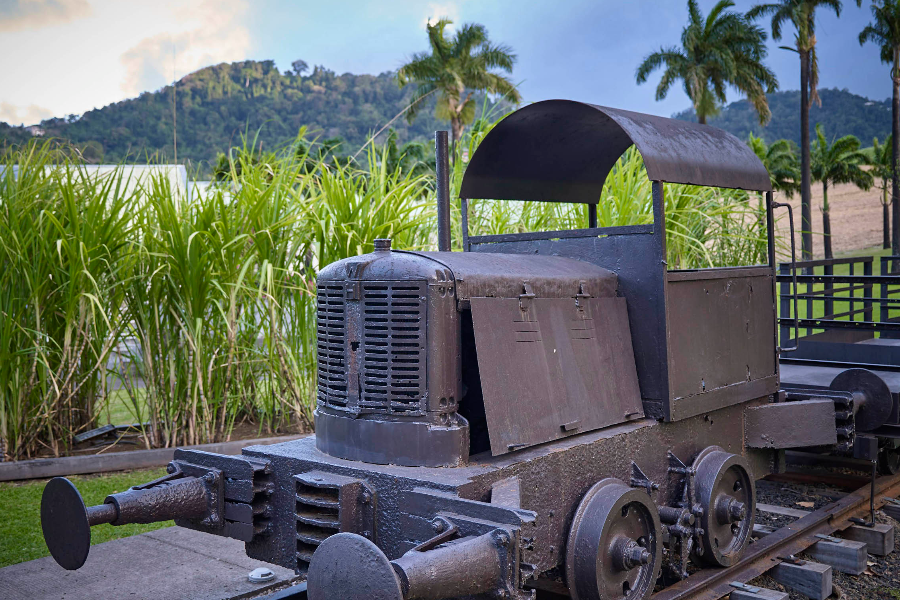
[{"xmin": 470, "ymin": 296, "xmax": 642, "ymax": 455}]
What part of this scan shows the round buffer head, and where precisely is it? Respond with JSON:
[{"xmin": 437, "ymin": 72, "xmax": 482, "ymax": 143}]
[
  {"xmin": 831, "ymin": 368, "xmax": 893, "ymax": 432},
  {"xmin": 41, "ymin": 477, "xmax": 92, "ymax": 570},
  {"xmin": 307, "ymin": 533, "xmax": 403, "ymax": 600}
]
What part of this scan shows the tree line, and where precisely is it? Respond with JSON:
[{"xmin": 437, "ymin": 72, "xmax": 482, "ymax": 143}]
[
  {"xmin": 3, "ymin": 3, "xmax": 897, "ymax": 260},
  {"xmin": 634, "ymin": 0, "xmax": 900, "ymax": 261}
]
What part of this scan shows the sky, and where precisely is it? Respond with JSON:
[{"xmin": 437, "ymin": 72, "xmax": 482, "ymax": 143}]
[{"xmin": 0, "ymin": 0, "xmax": 890, "ymax": 126}]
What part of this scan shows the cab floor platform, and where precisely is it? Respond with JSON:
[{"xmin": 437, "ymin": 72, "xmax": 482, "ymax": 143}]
[
  {"xmin": 780, "ymin": 362, "xmax": 900, "ymax": 393},
  {"xmin": 0, "ymin": 526, "xmax": 298, "ymax": 600}
]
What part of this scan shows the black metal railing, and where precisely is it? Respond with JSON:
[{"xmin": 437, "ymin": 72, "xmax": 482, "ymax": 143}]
[
  {"xmin": 880, "ymin": 255, "xmax": 900, "ymax": 331},
  {"xmin": 777, "ymin": 255, "xmax": 900, "ymax": 347}
]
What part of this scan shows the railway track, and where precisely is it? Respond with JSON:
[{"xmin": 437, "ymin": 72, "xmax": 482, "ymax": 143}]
[{"xmin": 651, "ymin": 471, "xmax": 900, "ymax": 600}]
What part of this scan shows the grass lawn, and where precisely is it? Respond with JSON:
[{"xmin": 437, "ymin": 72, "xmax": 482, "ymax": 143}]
[
  {"xmin": 0, "ymin": 468, "xmax": 172, "ymax": 568},
  {"xmin": 778, "ymin": 246, "xmax": 898, "ymax": 327},
  {"xmin": 99, "ymin": 387, "xmax": 147, "ymax": 426}
]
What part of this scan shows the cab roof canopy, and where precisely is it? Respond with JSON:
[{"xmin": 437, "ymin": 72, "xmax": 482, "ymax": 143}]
[{"xmin": 460, "ymin": 100, "xmax": 772, "ymax": 204}]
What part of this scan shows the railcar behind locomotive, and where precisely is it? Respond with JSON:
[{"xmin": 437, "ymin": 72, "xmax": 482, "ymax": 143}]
[{"xmin": 39, "ymin": 101, "xmax": 899, "ymax": 600}]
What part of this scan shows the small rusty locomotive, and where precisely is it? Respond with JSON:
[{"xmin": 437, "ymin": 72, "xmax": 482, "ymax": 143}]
[{"xmin": 40, "ymin": 101, "xmax": 897, "ymax": 600}]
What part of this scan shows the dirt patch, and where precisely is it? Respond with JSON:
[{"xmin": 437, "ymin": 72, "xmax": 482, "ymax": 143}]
[{"xmin": 773, "ymin": 182, "xmax": 887, "ymax": 258}]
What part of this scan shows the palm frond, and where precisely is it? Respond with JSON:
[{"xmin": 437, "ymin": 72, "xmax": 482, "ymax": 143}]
[{"xmin": 637, "ymin": 0, "xmax": 776, "ymax": 123}]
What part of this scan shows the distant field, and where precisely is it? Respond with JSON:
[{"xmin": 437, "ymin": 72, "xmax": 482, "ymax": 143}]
[{"xmin": 773, "ymin": 181, "xmax": 887, "ymax": 260}]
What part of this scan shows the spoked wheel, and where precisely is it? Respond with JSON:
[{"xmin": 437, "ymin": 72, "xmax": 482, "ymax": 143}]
[
  {"xmin": 692, "ymin": 447, "xmax": 755, "ymax": 567},
  {"xmin": 566, "ymin": 478, "xmax": 662, "ymax": 600}
]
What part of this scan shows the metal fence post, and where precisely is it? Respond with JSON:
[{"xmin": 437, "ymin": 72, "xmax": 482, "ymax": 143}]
[
  {"xmin": 779, "ymin": 263, "xmax": 792, "ymax": 347},
  {"xmin": 864, "ymin": 259, "xmax": 873, "ymax": 323}
]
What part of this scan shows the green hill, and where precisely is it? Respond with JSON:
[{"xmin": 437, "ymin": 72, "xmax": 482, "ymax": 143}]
[
  {"xmin": 0, "ymin": 60, "xmax": 504, "ymax": 170},
  {"xmin": 3, "ymin": 62, "xmax": 889, "ymax": 167},
  {"xmin": 674, "ymin": 88, "xmax": 893, "ymax": 145}
]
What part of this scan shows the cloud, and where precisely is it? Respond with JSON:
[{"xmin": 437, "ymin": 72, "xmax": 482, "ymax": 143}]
[
  {"xmin": 0, "ymin": 0, "xmax": 91, "ymax": 32},
  {"xmin": 422, "ymin": 2, "xmax": 459, "ymax": 28},
  {"xmin": 0, "ymin": 102, "xmax": 54, "ymax": 125},
  {"xmin": 119, "ymin": 0, "xmax": 251, "ymax": 95}
]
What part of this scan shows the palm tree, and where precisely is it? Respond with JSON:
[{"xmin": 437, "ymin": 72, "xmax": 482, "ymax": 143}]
[
  {"xmin": 810, "ymin": 125, "xmax": 873, "ymax": 259},
  {"xmin": 859, "ymin": 1, "xmax": 900, "ymax": 263},
  {"xmin": 748, "ymin": 133, "xmax": 801, "ymax": 196},
  {"xmin": 398, "ymin": 19, "xmax": 521, "ymax": 150},
  {"xmin": 636, "ymin": 0, "xmax": 778, "ymax": 125},
  {"xmin": 749, "ymin": 0, "xmax": 844, "ymax": 261},
  {"xmin": 872, "ymin": 135, "xmax": 894, "ymax": 249}
]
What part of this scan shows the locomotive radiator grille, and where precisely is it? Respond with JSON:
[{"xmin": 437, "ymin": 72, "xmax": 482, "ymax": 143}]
[
  {"xmin": 316, "ymin": 285, "xmax": 347, "ymax": 408},
  {"xmin": 361, "ymin": 281, "xmax": 426, "ymax": 413},
  {"xmin": 294, "ymin": 480, "xmax": 340, "ymax": 573}
]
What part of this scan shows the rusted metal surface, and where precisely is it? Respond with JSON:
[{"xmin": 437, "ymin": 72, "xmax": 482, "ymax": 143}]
[
  {"xmin": 40, "ymin": 469, "xmax": 215, "ymax": 570},
  {"xmin": 469, "ymin": 180, "xmax": 777, "ymax": 424},
  {"xmin": 666, "ymin": 271, "xmax": 777, "ymax": 415},
  {"xmin": 691, "ymin": 447, "xmax": 755, "ymax": 568},
  {"xmin": 313, "ymin": 245, "xmax": 621, "ymax": 467},
  {"xmin": 831, "ymin": 368, "xmax": 894, "ymax": 432},
  {"xmin": 36, "ymin": 110, "xmax": 838, "ymax": 600},
  {"xmin": 40, "ymin": 478, "xmax": 96, "ymax": 570},
  {"xmin": 106, "ymin": 474, "xmax": 209, "ymax": 525},
  {"xmin": 650, "ymin": 472, "xmax": 900, "ymax": 600},
  {"xmin": 409, "ymin": 250, "xmax": 619, "ymax": 303},
  {"xmin": 470, "ymin": 188, "xmax": 671, "ymax": 417},
  {"xmin": 467, "ymin": 223, "xmax": 653, "ymax": 245},
  {"xmin": 307, "ymin": 533, "xmax": 403, "ymax": 600},
  {"xmin": 171, "ymin": 449, "xmax": 273, "ymax": 542},
  {"xmin": 459, "ymin": 105, "xmax": 778, "ymax": 422},
  {"xmin": 744, "ymin": 399, "xmax": 838, "ymax": 449},
  {"xmin": 231, "ymin": 402, "xmax": 761, "ymax": 580},
  {"xmin": 460, "ymin": 100, "xmax": 772, "ymax": 205},
  {"xmin": 435, "ymin": 131, "xmax": 451, "ymax": 252},
  {"xmin": 392, "ymin": 531, "xmax": 507, "ymax": 599},
  {"xmin": 470, "ymin": 295, "xmax": 642, "ymax": 455},
  {"xmin": 566, "ymin": 478, "xmax": 661, "ymax": 600}
]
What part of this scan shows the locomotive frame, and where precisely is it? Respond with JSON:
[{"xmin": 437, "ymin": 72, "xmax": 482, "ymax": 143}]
[{"xmin": 39, "ymin": 101, "xmax": 899, "ymax": 600}]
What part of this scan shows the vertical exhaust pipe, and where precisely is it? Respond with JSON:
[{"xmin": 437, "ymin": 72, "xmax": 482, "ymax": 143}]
[{"xmin": 435, "ymin": 131, "xmax": 451, "ymax": 252}]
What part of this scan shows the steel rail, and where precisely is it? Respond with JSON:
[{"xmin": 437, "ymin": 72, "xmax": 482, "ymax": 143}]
[{"xmin": 650, "ymin": 472, "xmax": 900, "ymax": 600}]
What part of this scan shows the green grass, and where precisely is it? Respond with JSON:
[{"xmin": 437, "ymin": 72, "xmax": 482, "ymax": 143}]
[
  {"xmin": 98, "ymin": 387, "xmax": 147, "ymax": 427},
  {"xmin": 779, "ymin": 246, "xmax": 896, "ymax": 328},
  {"xmin": 0, "ymin": 468, "xmax": 172, "ymax": 567}
]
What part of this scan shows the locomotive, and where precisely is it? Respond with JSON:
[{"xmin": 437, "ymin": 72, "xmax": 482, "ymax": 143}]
[{"xmin": 40, "ymin": 101, "xmax": 897, "ymax": 600}]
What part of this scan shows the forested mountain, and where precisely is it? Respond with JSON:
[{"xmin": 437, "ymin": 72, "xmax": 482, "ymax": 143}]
[
  {"xmin": 1, "ymin": 60, "xmax": 889, "ymax": 169},
  {"xmin": 0, "ymin": 60, "xmax": 506, "ymax": 171},
  {"xmin": 674, "ymin": 88, "xmax": 892, "ymax": 145}
]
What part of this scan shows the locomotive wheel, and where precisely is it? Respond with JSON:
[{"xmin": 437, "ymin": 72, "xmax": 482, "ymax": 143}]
[
  {"xmin": 880, "ymin": 447, "xmax": 900, "ymax": 475},
  {"xmin": 692, "ymin": 447, "xmax": 755, "ymax": 567},
  {"xmin": 566, "ymin": 478, "xmax": 662, "ymax": 600}
]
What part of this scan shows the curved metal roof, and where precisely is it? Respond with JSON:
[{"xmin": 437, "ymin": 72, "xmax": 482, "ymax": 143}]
[{"xmin": 460, "ymin": 100, "xmax": 772, "ymax": 203}]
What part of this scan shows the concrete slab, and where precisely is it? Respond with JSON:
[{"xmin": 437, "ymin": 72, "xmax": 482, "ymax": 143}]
[{"xmin": 0, "ymin": 526, "xmax": 298, "ymax": 600}]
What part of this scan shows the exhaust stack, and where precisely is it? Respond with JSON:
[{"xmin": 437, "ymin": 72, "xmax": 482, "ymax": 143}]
[{"xmin": 435, "ymin": 130, "xmax": 451, "ymax": 252}]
